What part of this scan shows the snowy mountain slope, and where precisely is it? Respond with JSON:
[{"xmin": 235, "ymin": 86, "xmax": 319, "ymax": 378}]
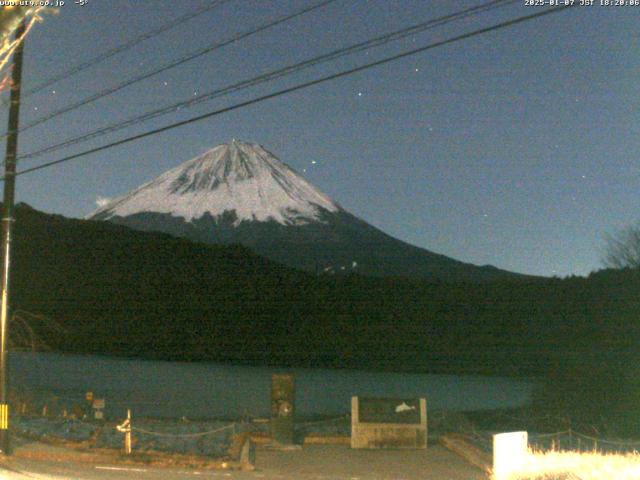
[
  {"xmin": 91, "ymin": 139, "xmax": 340, "ymax": 226},
  {"xmin": 90, "ymin": 140, "xmax": 523, "ymax": 281}
]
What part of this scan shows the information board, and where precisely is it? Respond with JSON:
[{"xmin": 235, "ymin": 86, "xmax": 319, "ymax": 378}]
[
  {"xmin": 351, "ymin": 396, "xmax": 427, "ymax": 449},
  {"xmin": 358, "ymin": 398, "xmax": 421, "ymax": 424}
]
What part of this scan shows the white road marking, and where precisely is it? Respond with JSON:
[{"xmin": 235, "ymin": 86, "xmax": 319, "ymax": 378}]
[{"xmin": 95, "ymin": 466, "xmax": 148, "ymax": 473}]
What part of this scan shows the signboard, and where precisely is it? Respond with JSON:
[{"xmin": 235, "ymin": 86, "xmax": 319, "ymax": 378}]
[
  {"xmin": 358, "ymin": 398, "xmax": 421, "ymax": 424},
  {"xmin": 92, "ymin": 398, "xmax": 105, "ymax": 421},
  {"xmin": 351, "ymin": 396, "xmax": 427, "ymax": 449}
]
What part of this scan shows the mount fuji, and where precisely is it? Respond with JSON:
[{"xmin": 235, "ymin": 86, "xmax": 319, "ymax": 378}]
[{"xmin": 89, "ymin": 139, "xmax": 519, "ymax": 281}]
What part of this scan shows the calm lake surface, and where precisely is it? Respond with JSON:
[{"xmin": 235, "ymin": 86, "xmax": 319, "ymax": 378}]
[{"xmin": 9, "ymin": 352, "xmax": 535, "ymax": 419}]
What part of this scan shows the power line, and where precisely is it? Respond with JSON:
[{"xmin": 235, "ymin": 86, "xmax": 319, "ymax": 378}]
[
  {"xmin": 6, "ymin": 5, "xmax": 574, "ymax": 180},
  {"xmin": 13, "ymin": 0, "xmax": 232, "ymax": 101},
  {"xmin": 9, "ymin": 0, "xmax": 338, "ymax": 137},
  {"xmin": 18, "ymin": 0, "xmax": 517, "ymax": 163}
]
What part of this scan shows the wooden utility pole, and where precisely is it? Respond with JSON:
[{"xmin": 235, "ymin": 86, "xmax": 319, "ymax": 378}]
[{"xmin": 0, "ymin": 20, "xmax": 27, "ymax": 455}]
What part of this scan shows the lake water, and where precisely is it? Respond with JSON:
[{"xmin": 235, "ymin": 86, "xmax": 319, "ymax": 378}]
[{"xmin": 9, "ymin": 352, "xmax": 535, "ymax": 419}]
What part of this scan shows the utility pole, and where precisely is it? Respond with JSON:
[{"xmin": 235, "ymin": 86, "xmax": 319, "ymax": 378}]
[{"xmin": 0, "ymin": 20, "xmax": 27, "ymax": 455}]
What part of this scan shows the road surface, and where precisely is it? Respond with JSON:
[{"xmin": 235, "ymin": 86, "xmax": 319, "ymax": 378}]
[{"xmin": 0, "ymin": 444, "xmax": 487, "ymax": 479}]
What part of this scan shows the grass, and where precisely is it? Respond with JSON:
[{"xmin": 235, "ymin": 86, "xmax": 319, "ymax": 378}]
[{"xmin": 501, "ymin": 449, "xmax": 640, "ymax": 480}]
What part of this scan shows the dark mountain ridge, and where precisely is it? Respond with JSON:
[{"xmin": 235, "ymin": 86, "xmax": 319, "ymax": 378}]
[{"xmin": 102, "ymin": 209, "xmax": 515, "ymax": 281}]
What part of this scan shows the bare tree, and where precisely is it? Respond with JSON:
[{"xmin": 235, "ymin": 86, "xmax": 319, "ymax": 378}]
[
  {"xmin": 603, "ymin": 223, "xmax": 640, "ymax": 269},
  {"xmin": 10, "ymin": 310, "xmax": 65, "ymax": 352},
  {"xmin": 0, "ymin": 6, "xmax": 48, "ymax": 91}
]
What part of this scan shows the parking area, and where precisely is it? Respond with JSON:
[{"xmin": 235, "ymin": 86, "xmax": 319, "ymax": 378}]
[{"xmin": 251, "ymin": 444, "xmax": 487, "ymax": 480}]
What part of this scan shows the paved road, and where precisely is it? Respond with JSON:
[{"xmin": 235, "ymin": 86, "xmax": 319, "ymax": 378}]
[{"xmin": 0, "ymin": 445, "xmax": 487, "ymax": 480}]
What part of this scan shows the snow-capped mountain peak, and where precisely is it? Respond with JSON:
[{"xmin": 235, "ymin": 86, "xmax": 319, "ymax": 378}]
[{"xmin": 90, "ymin": 140, "xmax": 341, "ymax": 226}]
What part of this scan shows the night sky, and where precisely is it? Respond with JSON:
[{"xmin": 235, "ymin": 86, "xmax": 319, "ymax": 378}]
[{"xmin": 4, "ymin": 0, "xmax": 639, "ymax": 277}]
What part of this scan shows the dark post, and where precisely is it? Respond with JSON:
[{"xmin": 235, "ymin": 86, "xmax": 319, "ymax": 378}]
[
  {"xmin": 270, "ymin": 373, "xmax": 295, "ymax": 445},
  {"xmin": 0, "ymin": 21, "xmax": 27, "ymax": 455}
]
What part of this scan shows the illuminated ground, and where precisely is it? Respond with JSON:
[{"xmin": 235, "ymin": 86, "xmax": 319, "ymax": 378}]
[{"xmin": 0, "ymin": 443, "xmax": 485, "ymax": 479}]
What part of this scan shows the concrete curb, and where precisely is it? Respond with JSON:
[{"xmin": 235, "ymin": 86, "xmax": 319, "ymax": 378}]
[{"xmin": 440, "ymin": 433, "xmax": 492, "ymax": 474}]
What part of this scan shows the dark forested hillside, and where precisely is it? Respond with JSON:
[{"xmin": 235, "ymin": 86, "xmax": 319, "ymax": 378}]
[{"xmin": 8, "ymin": 204, "xmax": 640, "ymax": 380}]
